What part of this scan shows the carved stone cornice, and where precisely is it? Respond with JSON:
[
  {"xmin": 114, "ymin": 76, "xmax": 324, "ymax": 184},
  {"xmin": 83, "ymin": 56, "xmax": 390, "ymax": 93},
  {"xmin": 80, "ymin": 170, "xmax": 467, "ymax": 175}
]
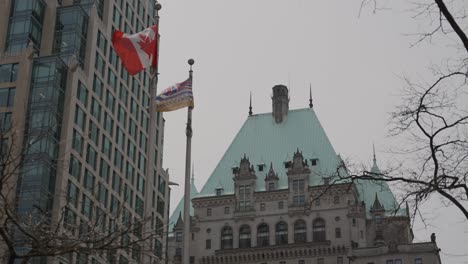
[{"xmin": 200, "ymin": 243, "xmax": 347, "ymax": 264}]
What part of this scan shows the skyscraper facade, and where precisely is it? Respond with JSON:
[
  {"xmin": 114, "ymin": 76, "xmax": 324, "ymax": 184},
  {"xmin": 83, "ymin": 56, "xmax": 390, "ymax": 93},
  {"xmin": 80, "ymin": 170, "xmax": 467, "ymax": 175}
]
[{"xmin": 0, "ymin": 0, "xmax": 170, "ymax": 263}]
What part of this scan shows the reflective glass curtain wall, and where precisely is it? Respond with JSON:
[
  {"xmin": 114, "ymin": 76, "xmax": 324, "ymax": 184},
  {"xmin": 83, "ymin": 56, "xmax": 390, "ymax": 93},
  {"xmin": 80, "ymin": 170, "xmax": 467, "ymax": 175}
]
[
  {"xmin": 53, "ymin": 5, "xmax": 89, "ymax": 66},
  {"xmin": 16, "ymin": 56, "xmax": 68, "ymax": 214},
  {"xmin": 6, "ymin": 0, "xmax": 46, "ymax": 53}
]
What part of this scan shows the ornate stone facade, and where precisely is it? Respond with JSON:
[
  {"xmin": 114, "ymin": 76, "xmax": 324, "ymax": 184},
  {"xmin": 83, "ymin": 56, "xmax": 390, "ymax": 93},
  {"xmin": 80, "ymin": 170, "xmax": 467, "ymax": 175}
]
[{"xmin": 168, "ymin": 85, "xmax": 441, "ymax": 264}]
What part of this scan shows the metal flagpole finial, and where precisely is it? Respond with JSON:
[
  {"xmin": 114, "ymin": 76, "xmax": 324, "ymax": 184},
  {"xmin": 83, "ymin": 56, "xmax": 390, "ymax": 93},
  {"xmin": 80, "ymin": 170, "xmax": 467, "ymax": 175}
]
[
  {"xmin": 309, "ymin": 83, "xmax": 313, "ymax": 108},
  {"xmin": 188, "ymin": 58, "xmax": 195, "ymax": 75},
  {"xmin": 249, "ymin": 91, "xmax": 253, "ymax": 116}
]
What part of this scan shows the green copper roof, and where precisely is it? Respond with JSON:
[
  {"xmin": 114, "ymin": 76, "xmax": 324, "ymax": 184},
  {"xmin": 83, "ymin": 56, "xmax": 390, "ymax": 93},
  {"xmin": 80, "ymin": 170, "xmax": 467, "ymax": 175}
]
[
  {"xmin": 355, "ymin": 157, "xmax": 405, "ymax": 216},
  {"xmin": 169, "ymin": 177, "xmax": 199, "ymax": 232},
  {"xmin": 196, "ymin": 108, "xmax": 403, "ymax": 217},
  {"xmin": 197, "ymin": 108, "xmax": 344, "ymax": 196}
]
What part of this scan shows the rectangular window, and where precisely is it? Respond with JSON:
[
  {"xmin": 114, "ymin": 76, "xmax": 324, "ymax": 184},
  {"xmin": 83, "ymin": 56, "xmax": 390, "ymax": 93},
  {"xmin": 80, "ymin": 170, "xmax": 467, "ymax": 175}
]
[
  {"xmin": 112, "ymin": 7, "xmax": 122, "ymax": 28},
  {"xmin": 91, "ymin": 98, "xmax": 102, "ymax": 122},
  {"xmin": 96, "ymin": 30, "xmax": 107, "ymax": 55},
  {"xmin": 292, "ymin": 179, "xmax": 305, "ymax": 206},
  {"xmin": 138, "ymin": 153, "xmax": 146, "ymax": 174},
  {"xmin": 337, "ymin": 257, "xmax": 343, "ymax": 264},
  {"xmin": 117, "ymin": 105, "xmax": 126, "ymax": 127},
  {"xmin": 298, "ymin": 261, "xmax": 305, "ymax": 264},
  {"xmin": 414, "ymin": 259, "xmax": 422, "ymax": 264},
  {"xmin": 108, "ymin": 68, "xmax": 117, "ymax": 90},
  {"xmin": 205, "ymin": 239, "xmax": 211, "ymax": 249},
  {"xmin": 101, "ymin": 134, "xmax": 112, "ymax": 158},
  {"xmin": 125, "ymin": 3, "xmax": 133, "ymax": 26},
  {"xmin": 98, "ymin": 183, "xmax": 108, "ymax": 207},
  {"xmin": 116, "ymin": 126, "xmax": 125, "ymax": 149},
  {"xmin": 93, "ymin": 74, "xmax": 103, "ymax": 98},
  {"xmin": 395, "ymin": 260, "xmax": 402, "ymax": 264},
  {"xmin": 126, "ymin": 162, "xmax": 135, "ymax": 184},
  {"xmin": 175, "ymin": 231, "xmax": 183, "ymax": 242},
  {"xmin": 67, "ymin": 181, "xmax": 79, "ymax": 207},
  {"xmin": 158, "ymin": 176, "xmax": 166, "ymax": 195},
  {"xmin": 120, "ymin": 66, "xmax": 129, "ymax": 84},
  {"xmin": 334, "ymin": 195, "xmax": 340, "ymax": 204},
  {"xmin": 119, "ymin": 83, "xmax": 128, "ymax": 105},
  {"xmin": 224, "ymin": 207, "xmax": 230, "ymax": 214},
  {"xmin": 77, "ymin": 81, "xmax": 88, "ymax": 107},
  {"xmin": 74, "ymin": 105, "xmax": 86, "ymax": 131},
  {"xmin": 278, "ymin": 201, "xmax": 284, "ymax": 209},
  {"xmin": 95, "ymin": 51, "xmax": 105, "ymax": 76},
  {"xmin": 135, "ymin": 196, "xmax": 144, "ymax": 217},
  {"xmin": 317, "ymin": 258, "xmax": 324, "ymax": 264},
  {"xmin": 207, "ymin": 208, "xmax": 212, "ymax": 216},
  {"xmin": 81, "ymin": 194, "xmax": 93, "ymax": 219},
  {"xmin": 72, "ymin": 129, "xmax": 83, "ymax": 155},
  {"xmin": 260, "ymin": 203, "xmax": 265, "ymax": 211},
  {"xmin": 84, "ymin": 169, "xmax": 95, "ymax": 193},
  {"xmin": 103, "ymin": 112, "xmax": 113, "ymax": 135},
  {"xmin": 112, "ymin": 172, "xmax": 121, "ymax": 194},
  {"xmin": 386, "ymin": 260, "xmax": 394, "ymax": 264},
  {"xmin": 137, "ymin": 174, "xmax": 145, "ymax": 194},
  {"xmin": 335, "ymin": 228, "xmax": 342, "ymax": 238},
  {"xmin": 86, "ymin": 144, "xmax": 97, "ymax": 170},
  {"xmin": 114, "ymin": 148, "xmax": 123, "ymax": 171},
  {"xmin": 100, "ymin": 159, "xmax": 110, "ymax": 182},
  {"xmin": 238, "ymin": 185, "xmax": 251, "ymax": 211},
  {"xmin": 0, "ymin": 87, "xmax": 16, "ymax": 107},
  {"xmin": 0, "ymin": 63, "xmax": 19, "ymax": 82},
  {"xmin": 88, "ymin": 120, "xmax": 100, "ymax": 146},
  {"xmin": 124, "ymin": 184, "xmax": 133, "ymax": 205},
  {"xmin": 69, "ymin": 154, "xmax": 82, "ymax": 180},
  {"xmin": 128, "ymin": 118, "xmax": 137, "ymax": 139},
  {"xmin": 139, "ymin": 132, "xmax": 147, "ymax": 152},
  {"xmin": 0, "ymin": 112, "xmax": 12, "ymax": 132},
  {"xmin": 106, "ymin": 90, "xmax": 115, "ymax": 112}
]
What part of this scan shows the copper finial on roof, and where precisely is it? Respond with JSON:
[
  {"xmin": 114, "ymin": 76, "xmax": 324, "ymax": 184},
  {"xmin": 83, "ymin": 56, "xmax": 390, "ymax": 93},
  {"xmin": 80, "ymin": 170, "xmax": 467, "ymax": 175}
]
[
  {"xmin": 249, "ymin": 91, "xmax": 253, "ymax": 116},
  {"xmin": 309, "ymin": 83, "xmax": 313, "ymax": 108}
]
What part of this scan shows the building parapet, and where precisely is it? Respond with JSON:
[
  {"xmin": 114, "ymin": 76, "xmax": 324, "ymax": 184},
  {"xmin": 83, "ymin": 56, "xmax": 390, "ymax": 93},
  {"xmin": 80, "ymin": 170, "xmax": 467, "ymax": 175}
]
[
  {"xmin": 351, "ymin": 242, "xmax": 439, "ymax": 257},
  {"xmin": 199, "ymin": 242, "xmax": 346, "ymax": 264}
]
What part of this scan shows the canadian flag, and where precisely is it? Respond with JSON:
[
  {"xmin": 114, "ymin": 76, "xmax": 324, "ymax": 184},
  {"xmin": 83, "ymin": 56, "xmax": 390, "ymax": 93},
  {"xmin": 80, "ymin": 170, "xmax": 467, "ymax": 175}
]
[{"xmin": 112, "ymin": 25, "xmax": 158, "ymax": 75}]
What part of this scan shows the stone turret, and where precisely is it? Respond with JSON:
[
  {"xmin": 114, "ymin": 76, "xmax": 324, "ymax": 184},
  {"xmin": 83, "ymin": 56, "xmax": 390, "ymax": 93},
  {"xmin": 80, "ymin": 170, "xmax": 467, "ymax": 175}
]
[{"xmin": 272, "ymin": 85, "xmax": 289, "ymax": 123}]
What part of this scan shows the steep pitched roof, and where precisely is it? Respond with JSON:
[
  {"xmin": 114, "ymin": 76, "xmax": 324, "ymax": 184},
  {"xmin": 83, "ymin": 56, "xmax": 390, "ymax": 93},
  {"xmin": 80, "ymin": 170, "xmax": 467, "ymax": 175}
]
[
  {"xmin": 168, "ymin": 177, "xmax": 199, "ymax": 232},
  {"xmin": 196, "ymin": 108, "xmax": 403, "ymax": 217},
  {"xmin": 197, "ymin": 108, "xmax": 343, "ymax": 196}
]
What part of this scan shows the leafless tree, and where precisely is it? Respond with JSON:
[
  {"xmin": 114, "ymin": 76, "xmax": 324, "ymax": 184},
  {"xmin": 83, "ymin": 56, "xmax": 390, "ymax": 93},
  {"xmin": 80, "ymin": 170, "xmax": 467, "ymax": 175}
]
[
  {"xmin": 0, "ymin": 124, "xmax": 167, "ymax": 263},
  {"xmin": 343, "ymin": 0, "xmax": 468, "ymax": 221}
]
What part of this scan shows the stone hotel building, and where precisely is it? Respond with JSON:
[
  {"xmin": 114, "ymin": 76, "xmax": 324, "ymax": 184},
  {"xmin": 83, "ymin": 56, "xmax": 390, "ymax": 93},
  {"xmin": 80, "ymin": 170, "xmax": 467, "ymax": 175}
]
[{"xmin": 168, "ymin": 85, "xmax": 442, "ymax": 264}]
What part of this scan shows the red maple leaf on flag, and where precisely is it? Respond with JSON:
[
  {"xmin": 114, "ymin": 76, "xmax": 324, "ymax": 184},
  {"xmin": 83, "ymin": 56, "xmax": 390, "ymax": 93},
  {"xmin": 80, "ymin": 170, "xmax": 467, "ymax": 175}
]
[{"xmin": 137, "ymin": 26, "xmax": 157, "ymax": 65}]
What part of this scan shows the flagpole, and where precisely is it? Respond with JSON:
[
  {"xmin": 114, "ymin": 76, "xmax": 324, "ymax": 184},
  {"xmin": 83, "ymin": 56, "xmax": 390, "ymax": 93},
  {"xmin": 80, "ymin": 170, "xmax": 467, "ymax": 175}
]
[
  {"xmin": 183, "ymin": 58, "xmax": 194, "ymax": 264},
  {"xmin": 147, "ymin": 1, "xmax": 161, "ymax": 262}
]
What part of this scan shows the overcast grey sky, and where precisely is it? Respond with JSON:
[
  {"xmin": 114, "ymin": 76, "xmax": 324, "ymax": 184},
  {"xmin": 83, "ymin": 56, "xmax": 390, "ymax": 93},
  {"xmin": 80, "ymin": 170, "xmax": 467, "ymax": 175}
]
[{"xmin": 156, "ymin": 0, "xmax": 468, "ymax": 262}]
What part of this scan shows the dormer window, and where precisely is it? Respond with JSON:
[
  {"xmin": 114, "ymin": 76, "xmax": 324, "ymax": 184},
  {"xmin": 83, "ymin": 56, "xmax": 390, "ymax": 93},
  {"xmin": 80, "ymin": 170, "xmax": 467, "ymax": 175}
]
[
  {"xmin": 268, "ymin": 182, "xmax": 275, "ymax": 191},
  {"xmin": 284, "ymin": 161, "xmax": 291, "ymax": 169},
  {"xmin": 311, "ymin": 158, "xmax": 318, "ymax": 166},
  {"xmin": 257, "ymin": 164, "xmax": 265, "ymax": 172},
  {"xmin": 216, "ymin": 189, "xmax": 222, "ymax": 196}
]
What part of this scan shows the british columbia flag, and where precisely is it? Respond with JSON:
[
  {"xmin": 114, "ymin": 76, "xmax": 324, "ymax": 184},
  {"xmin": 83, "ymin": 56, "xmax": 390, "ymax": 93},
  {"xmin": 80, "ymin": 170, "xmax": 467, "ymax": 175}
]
[{"xmin": 155, "ymin": 77, "xmax": 194, "ymax": 112}]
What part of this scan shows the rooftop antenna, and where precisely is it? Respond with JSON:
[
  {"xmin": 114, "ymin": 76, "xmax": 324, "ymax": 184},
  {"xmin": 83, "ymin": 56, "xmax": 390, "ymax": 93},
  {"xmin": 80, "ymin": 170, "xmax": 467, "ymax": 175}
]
[
  {"xmin": 249, "ymin": 91, "xmax": 253, "ymax": 116},
  {"xmin": 309, "ymin": 83, "xmax": 313, "ymax": 108}
]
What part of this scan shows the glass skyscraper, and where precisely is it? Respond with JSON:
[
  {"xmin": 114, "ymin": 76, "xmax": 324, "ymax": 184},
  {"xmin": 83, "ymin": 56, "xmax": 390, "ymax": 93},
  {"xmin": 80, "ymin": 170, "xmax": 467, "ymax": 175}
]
[{"xmin": 0, "ymin": 0, "xmax": 170, "ymax": 263}]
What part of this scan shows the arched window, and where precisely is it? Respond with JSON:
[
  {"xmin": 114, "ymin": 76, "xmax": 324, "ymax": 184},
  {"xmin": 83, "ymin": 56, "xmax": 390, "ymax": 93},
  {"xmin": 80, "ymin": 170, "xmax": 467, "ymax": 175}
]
[
  {"xmin": 239, "ymin": 225, "xmax": 251, "ymax": 248},
  {"xmin": 294, "ymin": 219, "xmax": 307, "ymax": 243},
  {"xmin": 257, "ymin": 223, "xmax": 269, "ymax": 247},
  {"xmin": 275, "ymin": 221, "xmax": 288, "ymax": 245},
  {"xmin": 221, "ymin": 226, "xmax": 233, "ymax": 249},
  {"xmin": 312, "ymin": 218, "xmax": 326, "ymax": 242}
]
